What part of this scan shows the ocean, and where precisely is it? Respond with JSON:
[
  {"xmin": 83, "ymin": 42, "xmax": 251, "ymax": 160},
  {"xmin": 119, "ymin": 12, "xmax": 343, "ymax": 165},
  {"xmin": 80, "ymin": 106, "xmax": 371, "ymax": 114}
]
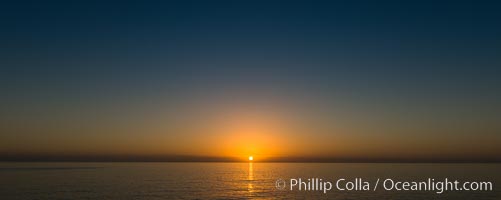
[{"xmin": 0, "ymin": 162, "xmax": 499, "ymax": 199}]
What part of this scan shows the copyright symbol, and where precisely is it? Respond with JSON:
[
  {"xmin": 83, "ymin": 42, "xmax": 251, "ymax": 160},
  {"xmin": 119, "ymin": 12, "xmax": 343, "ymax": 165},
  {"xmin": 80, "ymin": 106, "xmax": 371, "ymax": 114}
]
[{"xmin": 275, "ymin": 179, "xmax": 286, "ymax": 190}]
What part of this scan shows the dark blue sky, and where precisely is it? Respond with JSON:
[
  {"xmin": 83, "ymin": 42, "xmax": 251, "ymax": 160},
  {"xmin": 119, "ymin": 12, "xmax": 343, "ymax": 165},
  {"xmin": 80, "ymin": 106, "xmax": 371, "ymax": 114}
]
[
  {"xmin": 0, "ymin": 1, "xmax": 500, "ymax": 160},
  {"xmin": 1, "ymin": 1, "xmax": 500, "ymax": 85}
]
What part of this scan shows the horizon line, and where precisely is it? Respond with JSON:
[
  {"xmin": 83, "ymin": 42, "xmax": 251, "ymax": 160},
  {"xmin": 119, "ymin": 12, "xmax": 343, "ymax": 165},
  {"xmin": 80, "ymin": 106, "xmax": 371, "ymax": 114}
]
[
  {"xmin": 0, "ymin": 154, "xmax": 499, "ymax": 163},
  {"xmin": 1, "ymin": 160, "xmax": 500, "ymax": 164}
]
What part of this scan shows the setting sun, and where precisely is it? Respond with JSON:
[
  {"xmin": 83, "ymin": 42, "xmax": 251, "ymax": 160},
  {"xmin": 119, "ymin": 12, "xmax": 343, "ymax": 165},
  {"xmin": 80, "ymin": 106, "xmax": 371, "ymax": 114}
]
[{"xmin": 248, "ymin": 156, "xmax": 253, "ymax": 161}]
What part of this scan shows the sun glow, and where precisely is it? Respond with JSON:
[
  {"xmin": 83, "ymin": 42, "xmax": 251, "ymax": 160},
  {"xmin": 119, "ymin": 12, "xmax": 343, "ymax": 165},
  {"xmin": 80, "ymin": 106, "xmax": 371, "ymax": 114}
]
[{"xmin": 206, "ymin": 103, "xmax": 294, "ymax": 160}]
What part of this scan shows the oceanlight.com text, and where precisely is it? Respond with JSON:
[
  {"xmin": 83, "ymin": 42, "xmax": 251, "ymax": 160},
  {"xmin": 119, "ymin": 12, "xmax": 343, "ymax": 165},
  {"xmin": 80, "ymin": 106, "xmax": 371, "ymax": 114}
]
[{"xmin": 276, "ymin": 178, "xmax": 493, "ymax": 194}]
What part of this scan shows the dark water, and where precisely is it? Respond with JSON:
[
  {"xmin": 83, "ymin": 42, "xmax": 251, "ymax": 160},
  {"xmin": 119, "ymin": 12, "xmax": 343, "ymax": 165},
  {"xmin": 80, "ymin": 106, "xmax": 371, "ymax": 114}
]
[{"xmin": 0, "ymin": 162, "xmax": 499, "ymax": 199}]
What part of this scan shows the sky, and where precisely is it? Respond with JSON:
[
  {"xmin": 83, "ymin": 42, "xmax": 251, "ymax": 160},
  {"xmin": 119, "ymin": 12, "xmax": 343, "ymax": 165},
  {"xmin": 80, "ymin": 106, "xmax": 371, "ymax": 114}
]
[{"xmin": 0, "ymin": 1, "xmax": 500, "ymax": 162}]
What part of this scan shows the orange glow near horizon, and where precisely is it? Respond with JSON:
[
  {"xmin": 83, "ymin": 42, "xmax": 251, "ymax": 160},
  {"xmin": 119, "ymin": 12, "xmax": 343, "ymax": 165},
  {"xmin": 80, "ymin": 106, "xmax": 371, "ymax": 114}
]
[
  {"xmin": 4, "ymin": 88, "xmax": 500, "ymax": 162},
  {"xmin": 206, "ymin": 104, "xmax": 290, "ymax": 160}
]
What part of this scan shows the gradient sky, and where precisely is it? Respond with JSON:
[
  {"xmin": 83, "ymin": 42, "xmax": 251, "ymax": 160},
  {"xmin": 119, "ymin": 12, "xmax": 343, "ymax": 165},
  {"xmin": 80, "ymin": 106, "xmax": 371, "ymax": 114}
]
[{"xmin": 1, "ymin": 1, "xmax": 500, "ymax": 161}]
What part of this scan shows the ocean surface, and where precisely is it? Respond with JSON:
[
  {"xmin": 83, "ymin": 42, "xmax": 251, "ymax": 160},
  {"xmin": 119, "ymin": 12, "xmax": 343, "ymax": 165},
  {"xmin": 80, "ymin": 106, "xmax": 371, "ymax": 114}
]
[{"xmin": 0, "ymin": 162, "xmax": 499, "ymax": 199}]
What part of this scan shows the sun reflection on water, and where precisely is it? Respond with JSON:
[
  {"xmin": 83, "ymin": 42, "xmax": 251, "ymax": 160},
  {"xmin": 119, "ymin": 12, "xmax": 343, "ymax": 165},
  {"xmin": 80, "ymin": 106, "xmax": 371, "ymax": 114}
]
[{"xmin": 247, "ymin": 162, "xmax": 254, "ymax": 192}]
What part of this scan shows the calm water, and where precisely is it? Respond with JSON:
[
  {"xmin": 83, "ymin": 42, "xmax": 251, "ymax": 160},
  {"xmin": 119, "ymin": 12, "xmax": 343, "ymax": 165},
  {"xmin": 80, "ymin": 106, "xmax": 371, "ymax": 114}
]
[{"xmin": 0, "ymin": 162, "xmax": 499, "ymax": 199}]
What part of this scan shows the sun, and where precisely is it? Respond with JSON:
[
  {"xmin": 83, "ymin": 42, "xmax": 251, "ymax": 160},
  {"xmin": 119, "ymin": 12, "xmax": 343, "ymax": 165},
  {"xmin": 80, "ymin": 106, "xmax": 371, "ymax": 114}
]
[{"xmin": 248, "ymin": 156, "xmax": 253, "ymax": 161}]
